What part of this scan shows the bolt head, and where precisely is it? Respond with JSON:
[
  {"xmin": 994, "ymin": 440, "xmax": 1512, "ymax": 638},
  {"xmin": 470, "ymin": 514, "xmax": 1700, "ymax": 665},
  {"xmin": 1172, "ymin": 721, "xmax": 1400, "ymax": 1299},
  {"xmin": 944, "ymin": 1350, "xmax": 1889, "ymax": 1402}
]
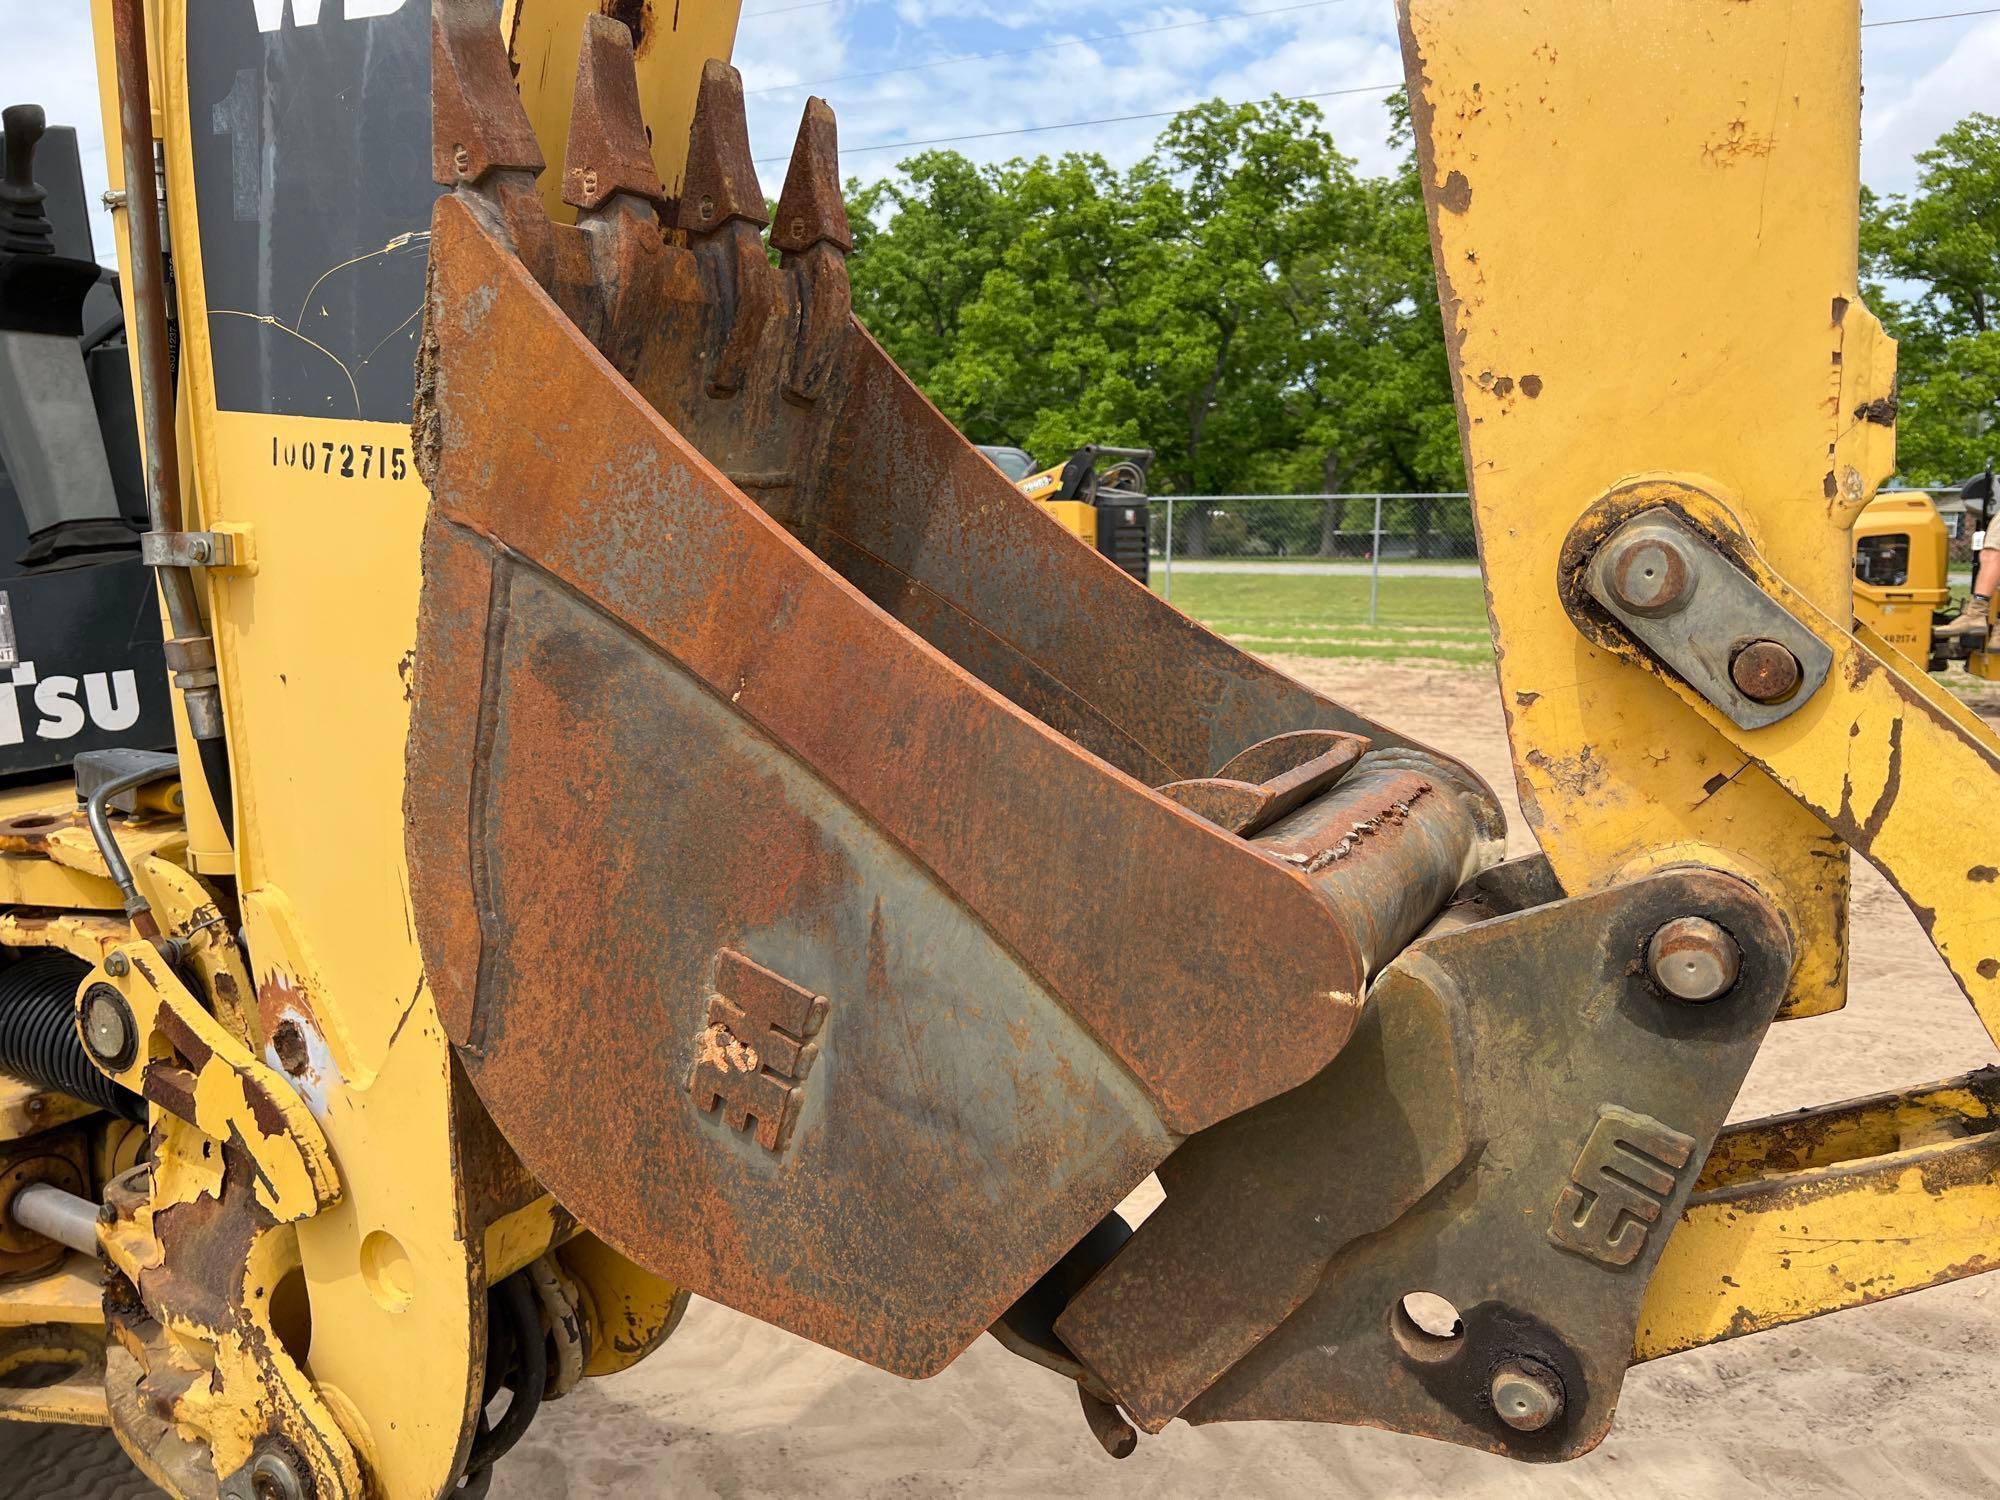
[
  {"xmin": 1490, "ymin": 1358, "xmax": 1564, "ymax": 1433},
  {"xmin": 103, "ymin": 951, "xmax": 128, "ymax": 977},
  {"xmin": 1604, "ymin": 530, "xmax": 1698, "ymax": 617},
  {"xmin": 698, "ymin": 193, "xmax": 716, "ymax": 222},
  {"xmin": 248, "ymin": 1443, "xmax": 309, "ymax": 1500},
  {"xmin": 81, "ymin": 985, "xmax": 135, "ymax": 1067},
  {"xmin": 1730, "ymin": 639, "xmax": 1802, "ymax": 704},
  {"xmin": 190, "ymin": 538, "xmax": 211, "ymax": 563},
  {"xmin": 1647, "ymin": 915, "xmax": 1741, "ymax": 1002}
]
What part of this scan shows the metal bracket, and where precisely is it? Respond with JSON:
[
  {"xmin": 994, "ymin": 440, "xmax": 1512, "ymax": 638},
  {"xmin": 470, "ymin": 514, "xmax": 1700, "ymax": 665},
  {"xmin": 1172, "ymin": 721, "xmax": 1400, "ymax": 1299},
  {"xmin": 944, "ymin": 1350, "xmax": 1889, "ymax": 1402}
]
[
  {"xmin": 1581, "ymin": 507, "xmax": 1832, "ymax": 730},
  {"xmin": 140, "ymin": 529, "xmax": 241, "ymax": 569},
  {"xmin": 1563, "ymin": 484, "xmax": 2000, "ymax": 1033},
  {"xmin": 73, "ymin": 748, "xmax": 178, "ymax": 815},
  {"xmin": 1056, "ymin": 865, "xmax": 1794, "ymax": 1456},
  {"xmin": 82, "ymin": 941, "xmax": 340, "ymax": 1223}
]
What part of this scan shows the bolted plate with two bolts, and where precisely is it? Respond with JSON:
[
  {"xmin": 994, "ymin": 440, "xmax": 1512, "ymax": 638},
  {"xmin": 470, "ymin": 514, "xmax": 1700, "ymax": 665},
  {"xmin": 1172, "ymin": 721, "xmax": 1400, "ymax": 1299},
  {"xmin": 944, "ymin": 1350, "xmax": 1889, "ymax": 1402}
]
[{"xmin": 1582, "ymin": 507, "xmax": 1833, "ymax": 731}]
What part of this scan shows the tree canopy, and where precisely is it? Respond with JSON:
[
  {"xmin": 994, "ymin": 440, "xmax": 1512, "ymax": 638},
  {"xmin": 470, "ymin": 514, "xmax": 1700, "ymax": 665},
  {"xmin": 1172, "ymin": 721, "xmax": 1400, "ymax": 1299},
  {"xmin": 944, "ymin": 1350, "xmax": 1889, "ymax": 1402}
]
[
  {"xmin": 845, "ymin": 94, "xmax": 1461, "ymax": 510},
  {"xmin": 845, "ymin": 98, "xmax": 2000, "ymax": 508},
  {"xmin": 1862, "ymin": 112, "xmax": 2000, "ymax": 485}
]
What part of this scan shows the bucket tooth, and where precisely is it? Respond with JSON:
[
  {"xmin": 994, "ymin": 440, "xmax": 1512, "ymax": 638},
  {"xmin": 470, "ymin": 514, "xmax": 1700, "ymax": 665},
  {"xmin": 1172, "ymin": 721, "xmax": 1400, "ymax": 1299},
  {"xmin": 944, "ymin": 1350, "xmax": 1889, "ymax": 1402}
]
[
  {"xmin": 562, "ymin": 15, "xmax": 670, "ymax": 216},
  {"xmin": 678, "ymin": 60, "xmax": 774, "ymax": 400},
  {"xmin": 561, "ymin": 14, "xmax": 672, "ymax": 369},
  {"xmin": 771, "ymin": 98, "xmax": 851, "ymax": 255},
  {"xmin": 774, "ymin": 98, "xmax": 852, "ymax": 407},
  {"xmin": 431, "ymin": 0, "xmax": 553, "ymax": 287},
  {"xmin": 678, "ymin": 60, "xmax": 768, "ymax": 235}
]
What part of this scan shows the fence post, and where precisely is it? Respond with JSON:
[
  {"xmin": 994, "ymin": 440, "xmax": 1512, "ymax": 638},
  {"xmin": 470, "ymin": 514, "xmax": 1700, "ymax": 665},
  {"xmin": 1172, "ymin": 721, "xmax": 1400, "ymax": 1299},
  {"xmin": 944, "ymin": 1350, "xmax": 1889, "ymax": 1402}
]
[
  {"xmin": 1369, "ymin": 494, "xmax": 1383, "ymax": 625},
  {"xmin": 1162, "ymin": 498, "xmax": 1174, "ymax": 601}
]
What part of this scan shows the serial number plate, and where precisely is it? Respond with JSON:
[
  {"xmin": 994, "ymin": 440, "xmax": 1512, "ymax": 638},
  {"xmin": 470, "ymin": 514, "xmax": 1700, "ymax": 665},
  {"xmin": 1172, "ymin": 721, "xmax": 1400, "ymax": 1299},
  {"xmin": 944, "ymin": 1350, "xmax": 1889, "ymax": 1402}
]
[{"xmin": 271, "ymin": 436, "xmax": 410, "ymax": 482}]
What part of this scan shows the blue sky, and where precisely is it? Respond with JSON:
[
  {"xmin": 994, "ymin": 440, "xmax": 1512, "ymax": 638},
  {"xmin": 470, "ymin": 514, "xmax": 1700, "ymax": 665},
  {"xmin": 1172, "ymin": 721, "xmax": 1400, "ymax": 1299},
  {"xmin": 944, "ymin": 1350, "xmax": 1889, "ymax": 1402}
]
[
  {"xmin": 2, "ymin": 1, "xmax": 1997, "ymax": 262},
  {"xmin": 733, "ymin": 1, "xmax": 2000, "ymax": 188}
]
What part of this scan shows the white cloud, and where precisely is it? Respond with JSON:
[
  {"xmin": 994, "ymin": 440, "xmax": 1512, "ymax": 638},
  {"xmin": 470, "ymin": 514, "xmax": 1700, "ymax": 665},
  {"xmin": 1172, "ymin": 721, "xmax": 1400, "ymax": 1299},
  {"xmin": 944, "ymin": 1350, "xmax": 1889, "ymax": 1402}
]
[
  {"xmin": 734, "ymin": 2, "xmax": 856, "ymax": 98},
  {"xmin": 1862, "ymin": 15, "xmax": 2000, "ymax": 195},
  {"xmin": 1205, "ymin": 24, "xmax": 1404, "ymax": 174}
]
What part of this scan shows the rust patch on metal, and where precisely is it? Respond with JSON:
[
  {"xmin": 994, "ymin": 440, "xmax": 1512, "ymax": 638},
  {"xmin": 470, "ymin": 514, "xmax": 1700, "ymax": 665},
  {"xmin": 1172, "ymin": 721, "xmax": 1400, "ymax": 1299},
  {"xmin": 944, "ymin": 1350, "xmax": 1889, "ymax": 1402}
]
[
  {"xmin": 1159, "ymin": 730, "xmax": 1369, "ymax": 835},
  {"xmin": 1438, "ymin": 168, "xmax": 1472, "ymax": 212},
  {"xmin": 1524, "ymin": 744, "xmax": 1605, "ymax": 798},
  {"xmin": 1702, "ymin": 120, "xmax": 1775, "ymax": 165},
  {"xmin": 600, "ymin": 0, "xmax": 652, "ymax": 54},
  {"xmin": 270, "ymin": 1019, "xmax": 309, "ymax": 1077},
  {"xmin": 0, "ymin": 808, "xmax": 85, "ymax": 854},
  {"xmin": 562, "ymin": 16, "xmax": 669, "ymax": 211},
  {"xmin": 1729, "ymin": 639, "xmax": 1802, "ymax": 704}
]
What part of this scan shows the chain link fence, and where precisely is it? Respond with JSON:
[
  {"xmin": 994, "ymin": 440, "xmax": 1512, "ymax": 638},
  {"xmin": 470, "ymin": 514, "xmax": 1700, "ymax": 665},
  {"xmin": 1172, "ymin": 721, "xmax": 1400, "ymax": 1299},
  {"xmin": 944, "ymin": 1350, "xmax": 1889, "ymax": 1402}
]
[
  {"xmin": 1147, "ymin": 493, "xmax": 1479, "ymax": 624},
  {"xmin": 1132, "ymin": 493, "xmax": 1486, "ymax": 664}
]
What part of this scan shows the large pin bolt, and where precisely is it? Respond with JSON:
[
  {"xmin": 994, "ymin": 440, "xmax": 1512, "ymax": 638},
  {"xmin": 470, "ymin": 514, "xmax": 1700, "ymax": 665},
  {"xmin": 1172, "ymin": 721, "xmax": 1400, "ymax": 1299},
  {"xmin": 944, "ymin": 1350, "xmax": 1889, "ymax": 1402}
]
[
  {"xmin": 1647, "ymin": 916, "xmax": 1741, "ymax": 1002},
  {"xmin": 249, "ymin": 1445, "xmax": 308, "ymax": 1500},
  {"xmin": 80, "ymin": 983, "xmax": 137, "ymax": 1071},
  {"xmin": 1602, "ymin": 529, "xmax": 1698, "ymax": 617},
  {"xmin": 1730, "ymin": 639, "xmax": 1802, "ymax": 703},
  {"xmin": 219, "ymin": 1437, "xmax": 310, "ymax": 1500},
  {"xmin": 1490, "ymin": 1358, "xmax": 1564, "ymax": 1433}
]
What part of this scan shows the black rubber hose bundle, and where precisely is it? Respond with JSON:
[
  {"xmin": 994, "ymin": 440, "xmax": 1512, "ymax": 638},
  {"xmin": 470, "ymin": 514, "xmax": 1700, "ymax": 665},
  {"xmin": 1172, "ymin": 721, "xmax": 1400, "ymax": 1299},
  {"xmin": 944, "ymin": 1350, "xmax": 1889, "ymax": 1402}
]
[{"xmin": 0, "ymin": 950, "xmax": 144, "ymax": 1121}]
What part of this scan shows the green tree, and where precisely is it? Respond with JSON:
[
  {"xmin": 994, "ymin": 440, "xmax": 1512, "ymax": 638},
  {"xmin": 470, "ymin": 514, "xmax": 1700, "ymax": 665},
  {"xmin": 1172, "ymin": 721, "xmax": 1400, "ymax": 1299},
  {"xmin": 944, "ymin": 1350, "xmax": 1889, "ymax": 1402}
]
[
  {"xmin": 1278, "ymin": 92, "xmax": 1463, "ymax": 554},
  {"xmin": 844, "ymin": 93, "xmax": 1468, "ymax": 554},
  {"xmin": 846, "ymin": 151, "xmax": 1019, "ymax": 390},
  {"xmin": 1861, "ymin": 114, "xmax": 2000, "ymax": 484}
]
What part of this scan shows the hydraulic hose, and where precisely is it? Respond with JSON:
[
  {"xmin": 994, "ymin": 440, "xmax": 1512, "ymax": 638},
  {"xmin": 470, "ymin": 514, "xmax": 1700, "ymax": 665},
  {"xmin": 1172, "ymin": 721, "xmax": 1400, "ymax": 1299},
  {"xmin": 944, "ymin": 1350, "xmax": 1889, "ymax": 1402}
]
[
  {"xmin": 462, "ymin": 1272, "xmax": 547, "ymax": 1484},
  {"xmin": 0, "ymin": 950, "xmax": 144, "ymax": 1120},
  {"xmin": 109, "ymin": 0, "xmax": 235, "ymax": 839}
]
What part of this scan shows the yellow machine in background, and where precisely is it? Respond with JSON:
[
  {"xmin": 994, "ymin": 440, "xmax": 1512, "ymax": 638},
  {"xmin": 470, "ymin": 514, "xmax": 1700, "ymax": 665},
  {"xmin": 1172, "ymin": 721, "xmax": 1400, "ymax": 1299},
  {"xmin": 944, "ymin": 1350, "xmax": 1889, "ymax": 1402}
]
[
  {"xmin": 979, "ymin": 442, "xmax": 1154, "ymax": 583},
  {"xmin": 1852, "ymin": 487, "xmax": 1998, "ymax": 679},
  {"xmin": 0, "ymin": 3, "xmax": 1991, "ymax": 1498}
]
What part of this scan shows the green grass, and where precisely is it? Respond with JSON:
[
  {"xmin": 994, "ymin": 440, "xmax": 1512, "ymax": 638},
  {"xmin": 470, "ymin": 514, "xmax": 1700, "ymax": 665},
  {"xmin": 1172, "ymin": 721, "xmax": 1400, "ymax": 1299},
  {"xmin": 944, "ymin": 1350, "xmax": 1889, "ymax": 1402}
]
[{"xmin": 1154, "ymin": 571, "xmax": 1494, "ymax": 667}]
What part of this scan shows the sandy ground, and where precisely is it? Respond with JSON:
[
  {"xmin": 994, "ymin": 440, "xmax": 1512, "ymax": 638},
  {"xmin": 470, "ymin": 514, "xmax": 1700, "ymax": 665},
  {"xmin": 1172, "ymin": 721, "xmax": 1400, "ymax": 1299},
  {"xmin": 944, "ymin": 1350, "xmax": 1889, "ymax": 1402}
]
[{"xmin": 13, "ymin": 661, "xmax": 2000, "ymax": 1498}]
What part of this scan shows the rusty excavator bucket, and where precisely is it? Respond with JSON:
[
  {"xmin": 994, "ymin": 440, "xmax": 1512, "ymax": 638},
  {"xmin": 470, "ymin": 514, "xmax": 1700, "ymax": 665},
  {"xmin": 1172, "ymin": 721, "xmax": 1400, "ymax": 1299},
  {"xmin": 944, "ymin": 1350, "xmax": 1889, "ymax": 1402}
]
[{"xmin": 406, "ymin": 2, "xmax": 1798, "ymax": 1461}]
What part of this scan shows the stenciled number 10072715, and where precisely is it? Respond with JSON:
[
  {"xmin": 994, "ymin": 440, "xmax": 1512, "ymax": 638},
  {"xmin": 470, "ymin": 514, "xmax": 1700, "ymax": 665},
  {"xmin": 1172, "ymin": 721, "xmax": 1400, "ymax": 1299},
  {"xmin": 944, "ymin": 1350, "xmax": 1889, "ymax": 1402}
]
[{"xmin": 270, "ymin": 435, "xmax": 409, "ymax": 482}]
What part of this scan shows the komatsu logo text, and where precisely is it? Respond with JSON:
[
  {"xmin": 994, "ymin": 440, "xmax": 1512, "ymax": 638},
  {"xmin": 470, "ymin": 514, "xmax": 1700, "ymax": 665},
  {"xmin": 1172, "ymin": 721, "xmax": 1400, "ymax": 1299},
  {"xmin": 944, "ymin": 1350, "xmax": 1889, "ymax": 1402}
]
[{"xmin": 0, "ymin": 662, "xmax": 142, "ymax": 746}]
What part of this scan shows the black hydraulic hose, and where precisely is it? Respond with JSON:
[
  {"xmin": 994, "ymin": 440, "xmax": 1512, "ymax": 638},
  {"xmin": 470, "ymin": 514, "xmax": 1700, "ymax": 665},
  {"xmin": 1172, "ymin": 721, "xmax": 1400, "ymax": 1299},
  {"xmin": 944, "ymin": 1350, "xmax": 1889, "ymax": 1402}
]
[
  {"xmin": 455, "ymin": 1459, "xmax": 494, "ymax": 1500},
  {"xmin": 197, "ymin": 734, "xmax": 235, "ymax": 843},
  {"xmin": 0, "ymin": 951, "xmax": 143, "ymax": 1120},
  {"xmin": 465, "ymin": 1272, "xmax": 547, "ymax": 1476}
]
